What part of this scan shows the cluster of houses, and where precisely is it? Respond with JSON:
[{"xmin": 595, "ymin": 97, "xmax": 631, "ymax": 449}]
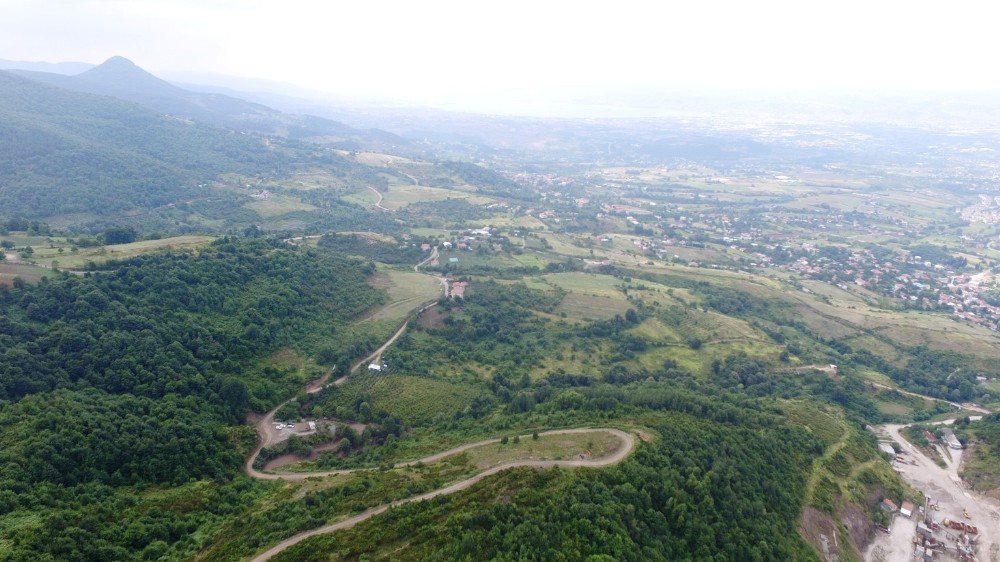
[
  {"xmin": 959, "ymin": 193, "xmax": 1000, "ymax": 225},
  {"xmin": 736, "ymin": 237, "xmax": 1000, "ymax": 332}
]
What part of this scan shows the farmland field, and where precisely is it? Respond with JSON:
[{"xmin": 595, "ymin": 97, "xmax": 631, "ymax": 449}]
[
  {"xmin": 3, "ymin": 234, "xmax": 214, "ymax": 270},
  {"xmin": 364, "ymin": 269, "xmax": 444, "ymax": 322},
  {"xmin": 554, "ymin": 292, "xmax": 633, "ymax": 320},
  {"xmin": 245, "ymin": 195, "xmax": 318, "ymax": 218},
  {"xmin": 379, "ymin": 183, "xmax": 493, "ymax": 210},
  {"xmin": 328, "ymin": 373, "xmax": 485, "ymax": 424},
  {"xmin": 0, "ymin": 262, "xmax": 50, "ymax": 285}
]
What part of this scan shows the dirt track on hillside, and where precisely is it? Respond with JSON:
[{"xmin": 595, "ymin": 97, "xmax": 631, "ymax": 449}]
[{"xmin": 248, "ymin": 428, "xmax": 635, "ymax": 561}]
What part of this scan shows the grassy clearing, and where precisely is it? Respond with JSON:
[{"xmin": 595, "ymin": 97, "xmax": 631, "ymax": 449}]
[
  {"xmin": 353, "ymin": 152, "xmax": 417, "ymax": 167},
  {"xmin": 409, "ymin": 228, "xmax": 452, "ymax": 238},
  {"xmin": 380, "ymin": 184, "xmax": 492, "ymax": 210},
  {"xmin": 0, "ymin": 262, "xmax": 50, "ymax": 285},
  {"xmin": 245, "ymin": 195, "xmax": 318, "ymax": 218},
  {"xmin": 4, "ymin": 235, "xmax": 214, "ymax": 270},
  {"xmin": 466, "ymin": 214, "xmax": 548, "ymax": 230},
  {"xmin": 434, "ymin": 250, "xmax": 527, "ymax": 271},
  {"xmin": 364, "ymin": 270, "xmax": 443, "ymax": 323},
  {"xmin": 542, "ymin": 272, "xmax": 626, "ymax": 297},
  {"xmin": 536, "ymin": 233, "xmax": 597, "ymax": 257},
  {"xmin": 341, "ymin": 188, "xmax": 380, "ymax": 207},
  {"xmin": 262, "ymin": 348, "xmax": 326, "ymax": 386},
  {"xmin": 633, "ymin": 340, "xmax": 783, "ymax": 377},
  {"xmin": 264, "ymin": 170, "xmax": 352, "ymax": 191},
  {"xmin": 508, "ymin": 252, "xmax": 550, "ymax": 269},
  {"xmin": 462, "ymin": 430, "xmax": 623, "ymax": 469},
  {"xmin": 330, "ymin": 374, "xmax": 485, "ymax": 425},
  {"xmin": 532, "ymin": 272, "xmax": 634, "ymax": 320},
  {"xmin": 554, "ymin": 293, "xmax": 633, "ymax": 321}
]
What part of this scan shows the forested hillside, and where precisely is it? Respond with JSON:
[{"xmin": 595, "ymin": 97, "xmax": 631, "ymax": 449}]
[
  {"xmin": 0, "ymin": 239, "xmax": 386, "ymax": 560},
  {"xmin": 11, "ymin": 57, "xmax": 408, "ymax": 149},
  {"xmin": 268, "ymin": 384, "xmax": 823, "ymax": 562},
  {"xmin": 0, "ymin": 70, "xmax": 285, "ymax": 225}
]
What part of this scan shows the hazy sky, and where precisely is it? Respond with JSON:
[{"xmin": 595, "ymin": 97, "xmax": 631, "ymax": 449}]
[{"xmin": 3, "ymin": 0, "xmax": 1000, "ymax": 108}]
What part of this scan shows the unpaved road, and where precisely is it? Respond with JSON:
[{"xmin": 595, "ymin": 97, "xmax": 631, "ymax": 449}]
[
  {"xmin": 367, "ymin": 186, "xmax": 389, "ymax": 211},
  {"xmin": 248, "ymin": 428, "xmax": 635, "ymax": 561},
  {"xmin": 243, "ymin": 369, "xmax": 335, "ymax": 478},
  {"xmin": 414, "ymin": 246, "xmax": 448, "ymax": 296},
  {"xmin": 337, "ymin": 309, "xmax": 427, "ymax": 381},
  {"xmin": 243, "ymin": 249, "xmax": 642, "ymax": 561},
  {"xmin": 332, "ymin": 246, "xmax": 445, "ymax": 384},
  {"xmin": 247, "ymin": 251, "xmax": 445, "ymax": 477},
  {"xmin": 868, "ymin": 381, "xmax": 991, "ymax": 415},
  {"xmin": 866, "ymin": 421, "xmax": 1000, "ymax": 562}
]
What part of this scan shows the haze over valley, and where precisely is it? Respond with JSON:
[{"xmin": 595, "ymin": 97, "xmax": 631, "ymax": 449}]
[{"xmin": 1, "ymin": 3, "xmax": 1000, "ymax": 561}]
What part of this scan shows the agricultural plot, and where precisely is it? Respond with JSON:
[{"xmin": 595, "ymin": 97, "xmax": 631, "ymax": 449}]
[
  {"xmin": 542, "ymin": 272, "xmax": 626, "ymax": 297},
  {"xmin": 2, "ymin": 234, "xmax": 214, "ymax": 270},
  {"xmin": 555, "ymin": 293, "xmax": 633, "ymax": 321},
  {"xmin": 364, "ymin": 269, "xmax": 444, "ymax": 323},
  {"xmin": 329, "ymin": 373, "xmax": 485, "ymax": 425},
  {"xmin": 466, "ymin": 214, "xmax": 548, "ymax": 230},
  {"xmin": 0, "ymin": 262, "xmax": 50, "ymax": 285},
  {"xmin": 379, "ymin": 183, "xmax": 493, "ymax": 211},
  {"xmin": 245, "ymin": 194, "xmax": 318, "ymax": 218}
]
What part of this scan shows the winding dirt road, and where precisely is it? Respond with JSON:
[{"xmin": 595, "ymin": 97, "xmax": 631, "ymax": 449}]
[
  {"xmin": 243, "ymin": 248, "xmax": 636, "ymax": 561},
  {"xmin": 247, "ymin": 250, "xmax": 445, "ymax": 476},
  {"xmin": 333, "ymin": 246, "xmax": 445, "ymax": 383},
  {"xmin": 248, "ymin": 428, "xmax": 635, "ymax": 561},
  {"xmin": 367, "ymin": 186, "xmax": 389, "ymax": 211},
  {"xmin": 867, "ymin": 381, "xmax": 991, "ymax": 414}
]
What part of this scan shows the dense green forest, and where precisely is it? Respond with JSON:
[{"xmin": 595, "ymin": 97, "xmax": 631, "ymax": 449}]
[
  {"xmin": 0, "ymin": 238, "xmax": 381, "ymax": 403},
  {"xmin": 0, "ymin": 258, "xmax": 920, "ymax": 561},
  {"xmin": 0, "ymin": 70, "xmax": 416, "ymax": 235},
  {"xmin": 0, "ymin": 239, "xmax": 387, "ymax": 560},
  {"xmin": 269, "ymin": 387, "xmax": 823, "ymax": 562},
  {"xmin": 0, "ymin": 71, "xmax": 287, "ymax": 223}
]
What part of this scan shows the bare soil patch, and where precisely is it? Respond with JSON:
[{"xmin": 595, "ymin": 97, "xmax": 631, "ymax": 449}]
[{"xmin": 417, "ymin": 306, "xmax": 450, "ymax": 329}]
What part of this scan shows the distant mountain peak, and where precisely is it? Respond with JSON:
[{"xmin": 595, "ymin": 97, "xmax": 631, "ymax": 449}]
[
  {"xmin": 79, "ymin": 56, "xmax": 182, "ymax": 94},
  {"xmin": 83, "ymin": 56, "xmax": 151, "ymax": 76},
  {"xmin": 97, "ymin": 56, "xmax": 138, "ymax": 68}
]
